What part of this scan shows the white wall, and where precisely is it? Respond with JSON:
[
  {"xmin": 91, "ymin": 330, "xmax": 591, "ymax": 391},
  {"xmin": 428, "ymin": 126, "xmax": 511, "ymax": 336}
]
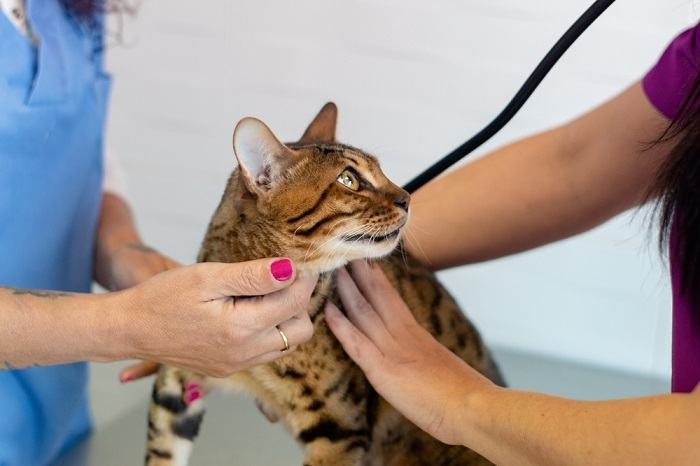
[{"xmin": 106, "ymin": 0, "xmax": 697, "ymax": 380}]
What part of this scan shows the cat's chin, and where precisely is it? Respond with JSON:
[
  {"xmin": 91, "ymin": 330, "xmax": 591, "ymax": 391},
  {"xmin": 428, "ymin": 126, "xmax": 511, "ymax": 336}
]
[{"xmin": 295, "ymin": 236, "xmax": 401, "ymax": 275}]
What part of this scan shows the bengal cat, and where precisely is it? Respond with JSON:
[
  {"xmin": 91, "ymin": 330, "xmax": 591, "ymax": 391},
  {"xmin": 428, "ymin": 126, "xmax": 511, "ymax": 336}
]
[{"xmin": 145, "ymin": 103, "xmax": 503, "ymax": 466}]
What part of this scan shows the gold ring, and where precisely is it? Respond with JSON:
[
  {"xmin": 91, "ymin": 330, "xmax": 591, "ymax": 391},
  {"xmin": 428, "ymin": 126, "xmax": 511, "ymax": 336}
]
[{"xmin": 276, "ymin": 325, "xmax": 290, "ymax": 353}]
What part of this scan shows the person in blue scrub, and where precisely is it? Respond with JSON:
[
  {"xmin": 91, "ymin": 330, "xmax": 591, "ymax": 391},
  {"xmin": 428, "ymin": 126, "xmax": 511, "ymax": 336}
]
[{"xmin": 0, "ymin": 2, "xmax": 317, "ymax": 465}]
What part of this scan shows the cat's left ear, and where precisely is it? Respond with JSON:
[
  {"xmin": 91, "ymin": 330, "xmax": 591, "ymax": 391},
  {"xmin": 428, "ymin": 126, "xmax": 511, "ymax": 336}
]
[
  {"xmin": 298, "ymin": 102, "xmax": 337, "ymax": 144},
  {"xmin": 232, "ymin": 117, "xmax": 295, "ymax": 193}
]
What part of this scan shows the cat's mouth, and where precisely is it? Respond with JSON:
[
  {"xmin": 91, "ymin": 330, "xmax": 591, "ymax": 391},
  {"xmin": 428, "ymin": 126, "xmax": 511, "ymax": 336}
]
[{"xmin": 342, "ymin": 226, "xmax": 402, "ymax": 243}]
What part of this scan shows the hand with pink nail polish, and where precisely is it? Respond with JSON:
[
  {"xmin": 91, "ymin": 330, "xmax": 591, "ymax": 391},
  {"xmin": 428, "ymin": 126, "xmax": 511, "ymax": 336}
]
[
  {"xmin": 119, "ymin": 361, "xmax": 159, "ymax": 384},
  {"xmin": 108, "ymin": 258, "xmax": 318, "ymax": 377}
]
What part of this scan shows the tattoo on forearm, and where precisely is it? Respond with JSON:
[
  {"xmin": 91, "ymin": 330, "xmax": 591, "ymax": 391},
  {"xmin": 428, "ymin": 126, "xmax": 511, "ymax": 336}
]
[
  {"xmin": 1, "ymin": 361, "xmax": 43, "ymax": 371},
  {"xmin": 4, "ymin": 287, "xmax": 70, "ymax": 299},
  {"xmin": 127, "ymin": 243, "xmax": 158, "ymax": 254},
  {"xmin": 2, "ymin": 360, "xmax": 17, "ymax": 370}
]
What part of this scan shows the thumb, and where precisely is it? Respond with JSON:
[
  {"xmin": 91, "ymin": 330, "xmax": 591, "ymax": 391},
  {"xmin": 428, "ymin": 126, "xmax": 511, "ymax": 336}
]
[{"xmin": 203, "ymin": 258, "xmax": 296, "ymax": 297}]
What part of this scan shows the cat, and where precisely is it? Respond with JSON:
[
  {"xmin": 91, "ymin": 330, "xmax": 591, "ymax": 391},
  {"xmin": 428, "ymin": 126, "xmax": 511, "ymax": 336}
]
[{"xmin": 145, "ymin": 103, "xmax": 504, "ymax": 466}]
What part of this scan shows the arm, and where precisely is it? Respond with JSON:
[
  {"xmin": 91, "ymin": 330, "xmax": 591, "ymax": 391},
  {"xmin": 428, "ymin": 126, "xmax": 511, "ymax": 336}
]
[
  {"xmin": 465, "ymin": 386, "xmax": 700, "ymax": 466},
  {"xmin": 0, "ymin": 259, "xmax": 316, "ymax": 376},
  {"xmin": 0, "ymin": 287, "xmax": 117, "ymax": 369},
  {"xmin": 406, "ymin": 82, "xmax": 674, "ymax": 270},
  {"xmin": 326, "ymin": 262, "xmax": 700, "ymax": 466},
  {"xmin": 95, "ymin": 192, "xmax": 178, "ymax": 291}
]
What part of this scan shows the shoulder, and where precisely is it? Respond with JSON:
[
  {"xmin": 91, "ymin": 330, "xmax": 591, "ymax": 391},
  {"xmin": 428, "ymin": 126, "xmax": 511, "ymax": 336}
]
[{"xmin": 643, "ymin": 22, "xmax": 700, "ymax": 120}]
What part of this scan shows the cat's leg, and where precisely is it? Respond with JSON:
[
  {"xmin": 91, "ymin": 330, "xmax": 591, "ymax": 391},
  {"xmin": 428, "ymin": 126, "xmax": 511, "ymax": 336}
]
[
  {"xmin": 299, "ymin": 431, "xmax": 370, "ymax": 466},
  {"xmin": 289, "ymin": 384, "xmax": 374, "ymax": 466},
  {"xmin": 145, "ymin": 366, "xmax": 206, "ymax": 466}
]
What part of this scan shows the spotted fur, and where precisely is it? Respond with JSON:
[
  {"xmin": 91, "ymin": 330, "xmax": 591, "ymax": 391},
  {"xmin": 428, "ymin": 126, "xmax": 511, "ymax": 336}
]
[{"xmin": 145, "ymin": 103, "xmax": 503, "ymax": 466}]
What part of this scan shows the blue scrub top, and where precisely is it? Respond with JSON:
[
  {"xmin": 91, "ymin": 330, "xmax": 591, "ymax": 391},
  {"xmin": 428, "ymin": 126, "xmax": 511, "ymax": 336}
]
[{"xmin": 0, "ymin": 1, "xmax": 109, "ymax": 465}]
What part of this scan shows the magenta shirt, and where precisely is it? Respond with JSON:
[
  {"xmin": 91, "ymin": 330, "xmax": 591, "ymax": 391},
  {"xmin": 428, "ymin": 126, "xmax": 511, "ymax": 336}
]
[{"xmin": 643, "ymin": 23, "xmax": 700, "ymax": 393}]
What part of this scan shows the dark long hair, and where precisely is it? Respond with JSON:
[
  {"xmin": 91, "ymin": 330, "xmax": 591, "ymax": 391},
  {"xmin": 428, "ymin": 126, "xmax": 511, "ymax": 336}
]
[
  {"xmin": 653, "ymin": 69, "xmax": 700, "ymax": 324},
  {"xmin": 61, "ymin": 0, "xmax": 135, "ymax": 18},
  {"xmin": 60, "ymin": 0, "xmax": 136, "ymax": 46}
]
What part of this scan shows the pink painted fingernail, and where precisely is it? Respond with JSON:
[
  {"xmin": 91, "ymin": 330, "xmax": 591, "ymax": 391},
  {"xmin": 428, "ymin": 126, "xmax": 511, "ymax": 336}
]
[
  {"xmin": 120, "ymin": 375, "xmax": 134, "ymax": 384},
  {"xmin": 185, "ymin": 390, "xmax": 201, "ymax": 404},
  {"xmin": 271, "ymin": 259, "xmax": 293, "ymax": 281},
  {"xmin": 185, "ymin": 382, "xmax": 200, "ymax": 391}
]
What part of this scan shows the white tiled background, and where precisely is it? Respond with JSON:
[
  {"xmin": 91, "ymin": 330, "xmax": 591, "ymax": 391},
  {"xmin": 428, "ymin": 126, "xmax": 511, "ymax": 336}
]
[{"xmin": 103, "ymin": 0, "xmax": 696, "ymax": 403}]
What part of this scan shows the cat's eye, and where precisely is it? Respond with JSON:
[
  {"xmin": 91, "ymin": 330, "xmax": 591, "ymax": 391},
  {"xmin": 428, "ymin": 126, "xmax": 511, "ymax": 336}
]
[{"xmin": 337, "ymin": 169, "xmax": 360, "ymax": 191}]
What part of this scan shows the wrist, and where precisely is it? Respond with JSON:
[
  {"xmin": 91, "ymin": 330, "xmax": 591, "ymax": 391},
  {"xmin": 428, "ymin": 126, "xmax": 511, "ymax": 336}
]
[
  {"xmin": 95, "ymin": 193, "xmax": 142, "ymax": 267},
  {"xmin": 457, "ymin": 379, "xmax": 503, "ymax": 448},
  {"xmin": 90, "ymin": 289, "xmax": 141, "ymax": 362}
]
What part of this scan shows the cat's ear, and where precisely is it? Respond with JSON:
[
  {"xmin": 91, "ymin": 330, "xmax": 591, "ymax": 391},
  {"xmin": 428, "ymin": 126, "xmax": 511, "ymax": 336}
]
[
  {"xmin": 298, "ymin": 102, "xmax": 337, "ymax": 144},
  {"xmin": 232, "ymin": 117, "xmax": 294, "ymax": 192}
]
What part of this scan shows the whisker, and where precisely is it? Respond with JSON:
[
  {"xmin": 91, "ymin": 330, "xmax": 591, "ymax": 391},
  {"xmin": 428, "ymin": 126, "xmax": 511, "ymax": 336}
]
[
  {"xmin": 326, "ymin": 223, "xmax": 376, "ymax": 269},
  {"xmin": 301, "ymin": 217, "xmax": 355, "ymax": 262},
  {"xmin": 399, "ymin": 237, "xmax": 409, "ymax": 270},
  {"xmin": 305, "ymin": 222, "xmax": 368, "ymax": 265},
  {"xmin": 402, "ymin": 229, "xmax": 432, "ymax": 269}
]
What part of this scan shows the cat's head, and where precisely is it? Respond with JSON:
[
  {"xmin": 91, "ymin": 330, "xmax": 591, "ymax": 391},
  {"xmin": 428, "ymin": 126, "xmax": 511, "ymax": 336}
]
[{"xmin": 229, "ymin": 103, "xmax": 410, "ymax": 273}]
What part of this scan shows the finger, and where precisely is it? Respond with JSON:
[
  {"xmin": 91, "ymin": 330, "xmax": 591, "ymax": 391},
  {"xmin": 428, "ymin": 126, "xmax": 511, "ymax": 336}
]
[
  {"xmin": 259, "ymin": 316, "xmax": 314, "ymax": 354},
  {"xmin": 203, "ymin": 258, "xmax": 297, "ymax": 297},
  {"xmin": 349, "ymin": 261, "xmax": 415, "ymax": 325},
  {"xmin": 335, "ymin": 268, "xmax": 394, "ymax": 346},
  {"xmin": 234, "ymin": 274, "xmax": 317, "ymax": 329},
  {"xmin": 119, "ymin": 361, "xmax": 160, "ymax": 383},
  {"xmin": 294, "ymin": 272, "xmax": 319, "ymax": 319},
  {"xmin": 324, "ymin": 302, "xmax": 383, "ymax": 371}
]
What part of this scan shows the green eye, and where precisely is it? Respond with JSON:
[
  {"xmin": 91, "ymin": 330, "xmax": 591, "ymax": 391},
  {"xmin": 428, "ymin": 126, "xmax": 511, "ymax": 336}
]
[{"xmin": 337, "ymin": 169, "xmax": 360, "ymax": 191}]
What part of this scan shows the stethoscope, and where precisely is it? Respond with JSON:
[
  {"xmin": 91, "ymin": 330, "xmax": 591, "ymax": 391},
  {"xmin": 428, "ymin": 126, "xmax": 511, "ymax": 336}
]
[{"xmin": 403, "ymin": 0, "xmax": 616, "ymax": 193}]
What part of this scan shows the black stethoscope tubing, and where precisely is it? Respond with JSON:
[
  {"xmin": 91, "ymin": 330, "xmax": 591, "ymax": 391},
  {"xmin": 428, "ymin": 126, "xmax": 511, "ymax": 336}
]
[{"xmin": 403, "ymin": 0, "xmax": 618, "ymax": 194}]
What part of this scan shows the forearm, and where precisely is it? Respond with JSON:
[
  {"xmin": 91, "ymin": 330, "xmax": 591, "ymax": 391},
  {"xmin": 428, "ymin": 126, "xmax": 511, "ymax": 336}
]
[
  {"xmin": 96, "ymin": 192, "xmax": 142, "ymax": 264},
  {"xmin": 405, "ymin": 128, "xmax": 594, "ymax": 268},
  {"xmin": 0, "ymin": 287, "xmax": 128, "ymax": 369},
  {"xmin": 95, "ymin": 192, "xmax": 172, "ymax": 291},
  {"xmin": 405, "ymin": 82, "xmax": 671, "ymax": 270},
  {"xmin": 464, "ymin": 387, "xmax": 700, "ymax": 466}
]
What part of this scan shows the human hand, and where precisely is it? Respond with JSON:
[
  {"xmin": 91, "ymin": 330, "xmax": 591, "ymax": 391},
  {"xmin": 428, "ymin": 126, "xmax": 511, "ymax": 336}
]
[
  {"xmin": 99, "ymin": 242, "xmax": 178, "ymax": 383},
  {"xmin": 111, "ymin": 258, "xmax": 317, "ymax": 377},
  {"xmin": 325, "ymin": 261, "xmax": 495, "ymax": 446}
]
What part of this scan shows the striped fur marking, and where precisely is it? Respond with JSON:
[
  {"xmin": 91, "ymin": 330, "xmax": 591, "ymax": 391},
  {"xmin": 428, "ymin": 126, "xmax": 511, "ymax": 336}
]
[
  {"xmin": 147, "ymin": 448, "xmax": 172, "ymax": 459},
  {"xmin": 151, "ymin": 387, "xmax": 187, "ymax": 414},
  {"xmin": 299, "ymin": 419, "xmax": 368, "ymax": 444},
  {"xmin": 173, "ymin": 412, "xmax": 205, "ymax": 440},
  {"xmin": 287, "ymin": 184, "xmax": 334, "ymax": 223},
  {"xmin": 295, "ymin": 212, "xmax": 355, "ymax": 237}
]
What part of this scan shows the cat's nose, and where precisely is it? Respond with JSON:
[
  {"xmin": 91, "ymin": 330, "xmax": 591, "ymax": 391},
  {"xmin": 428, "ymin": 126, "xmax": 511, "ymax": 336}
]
[{"xmin": 393, "ymin": 193, "xmax": 410, "ymax": 212}]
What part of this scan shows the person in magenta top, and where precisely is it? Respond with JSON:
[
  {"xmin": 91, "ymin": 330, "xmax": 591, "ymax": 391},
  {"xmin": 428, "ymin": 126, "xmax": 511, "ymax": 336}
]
[
  {"xmin": 320, "ymin": 22, "xmax": 700, "ymax": 466},
  {"xmin": 643, "ymin": 24, "xmax": 700, "ymax": 394}
]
